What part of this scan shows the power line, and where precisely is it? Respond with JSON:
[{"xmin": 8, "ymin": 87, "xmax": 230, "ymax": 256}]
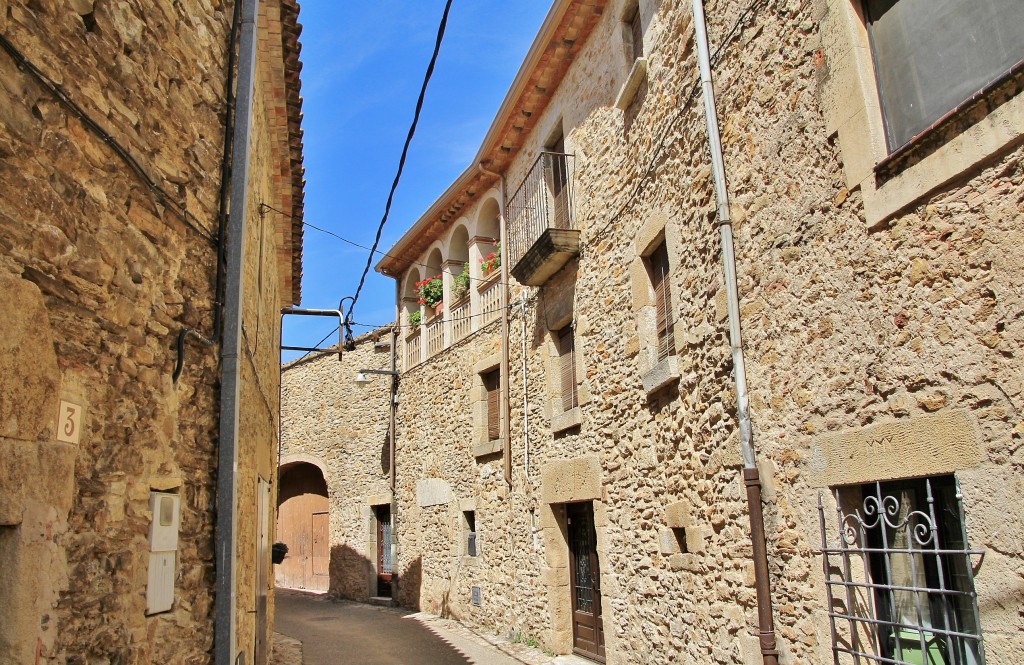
[
  {"xmin": 300, "ymin": 217, "xmax": 508, "ymax": 289},
  {"xmin": 347, "ymin": 0, "xmax": 455, "ymax": 322},
  {"xmin": 0, "ymin": 33, "xmax": 217, "ymax": 244}
]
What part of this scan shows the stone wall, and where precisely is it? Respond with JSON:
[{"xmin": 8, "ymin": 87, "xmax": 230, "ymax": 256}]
[
  {"xmin": 376, "ymin": 0, "xmax": 1024, "ymax": 663},
  {"xmin": 279, "ymin": 329, "xmax": 395, "ymax": 600},
  {"xmin": 0, "ymin": 1, "xmax": 302, "ymax": 663}
]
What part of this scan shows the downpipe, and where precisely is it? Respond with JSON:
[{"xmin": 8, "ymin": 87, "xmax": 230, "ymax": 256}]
[
  {"xmin": 691, "ymin": 0, "xmax": 779, "ymax": 662},
  {"xmin": 215, "ymin": 0, "xmax": 259, "ymax": 662}
]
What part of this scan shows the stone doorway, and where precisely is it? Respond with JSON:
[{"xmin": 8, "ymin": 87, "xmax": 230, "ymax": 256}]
[
  {"xmin": 277, "ymin": 463, "xmax": 330, "ymax": 592},
  {"xmin": 567, "ymin": 502, "xmax": 604, "ymax": 662},
  {"xmin": 374, "ymin": 504, "xmax": 394, "ymax": 597}
]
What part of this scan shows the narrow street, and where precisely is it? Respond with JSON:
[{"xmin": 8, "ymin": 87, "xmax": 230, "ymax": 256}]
[{"xmin": 273, "ymin": 590, "xmax": 587, "ymax": 665}]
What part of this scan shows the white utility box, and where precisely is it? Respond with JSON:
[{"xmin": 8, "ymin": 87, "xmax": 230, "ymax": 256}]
[{"xmin": 146, "ymin": 492, "xmax": 180, "ymax": 615}]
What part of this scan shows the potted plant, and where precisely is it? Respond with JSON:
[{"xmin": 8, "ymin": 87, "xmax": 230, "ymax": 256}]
[
  {"xmin": 409, "ymin": 310, "xmax": 421, "ymax": 327},
  {"xmin": 451, "ymin": 264, "xmax": 470, "ymax": 301},
  {"xmin": 479, "ymin": 243, "xmax": 501, "ymax": 277},
  {"xmin": 416, "ymin": 273, "xmax": 444, "ymax": 313}
]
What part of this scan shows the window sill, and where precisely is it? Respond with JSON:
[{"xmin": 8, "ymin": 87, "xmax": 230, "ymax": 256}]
[
  {"xmin": 550, "ymin": 406, "xmax": 582, "ymax": 434},
  {"xmin": 461, "ymin": 555, "xmax": 479, "ymax": 567},
  {"xmin": 875, "ymin": 61, "xmax": 1024, "ymax": 182},
  {"xmin": 615, "ymin": 57, "xmax": 647, "ymax": 110},
  {"xmin": 642, "ymin": 355, "xmax": 679, "ymax": 396},
  {"xmin": 473, "ymin": 438, "xmax": 503, "ymax": 459}
]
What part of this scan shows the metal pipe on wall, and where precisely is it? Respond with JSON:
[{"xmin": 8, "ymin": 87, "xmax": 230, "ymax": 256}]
[
  {"xmin": 690, "ymin": 1, "xmax": 779, "ymax": 662},
  {"xmin": 215, "ymin": 0, "xmax": 259, "ymax": 662}
]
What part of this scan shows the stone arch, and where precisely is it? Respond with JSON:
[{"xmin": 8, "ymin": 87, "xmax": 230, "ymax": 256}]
[
  {"xmin": 425, "ymin": 247, "xmax": 443, "ymax": 278},
  {"xmin": 276, "ymin": 461, "xmax": 329, "ymax": 592},
  {"xmin": 446, "ymin": 223, "xmax": 470, "ymax": 263},
  {"xmin": 403, "ymin": 267, "xmax": 421, "ymax": 324},
  {"xmin": 476, "ymin": 196, "xmax": 501, "ymax": 242}
]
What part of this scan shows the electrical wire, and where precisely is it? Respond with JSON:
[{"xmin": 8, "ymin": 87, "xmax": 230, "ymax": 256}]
[
  {"xmin": 346, "ymin": 0, "xmax": 454, "ymax": 322},
  {"xmin": 283, "ymin": 0, "xmax": 764, "ymax": 354},
  {"xmin": 259, "ymin": 203, "xmax": 508, "ymax": 290},
  {"xmin": 583, "ymin": 0, "xmax": 767, "ymax": 248},
  {"xmin": 0, "ymin": 33, "xmax": 217, "ymax": 244}
]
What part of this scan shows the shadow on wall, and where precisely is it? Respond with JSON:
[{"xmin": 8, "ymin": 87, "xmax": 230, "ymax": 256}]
[
  {"xmin": 328, "ymin": 543, "xmax": 373, "ymax": 601},
  {"xmin": 398, "ymin": 555, "xmax": 422, "ymax": 611}
]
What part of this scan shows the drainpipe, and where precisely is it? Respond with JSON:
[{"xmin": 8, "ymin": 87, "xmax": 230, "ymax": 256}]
[
  {"xmin": 215, "ymin": 0, "xmax": 259, "ymax": 663},
  {"xmin": 478, "ymin": 163, "xmax": 512, "ymax": 487},
  {"xmin": 521, "ymin": 298, "xmax": 529, "ymax": 479},
  {"xmin": 691, "ymin": 1, "xmax": 779, "ymax": 663},
  {"xmin": 389, "ymin": 325, "xmax": 398, "ymax": 491}
]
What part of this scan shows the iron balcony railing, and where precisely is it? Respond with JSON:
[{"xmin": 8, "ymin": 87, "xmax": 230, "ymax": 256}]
[{"xmin": 507, "ymin": 151, "xmax": 575, "ymax": 270}]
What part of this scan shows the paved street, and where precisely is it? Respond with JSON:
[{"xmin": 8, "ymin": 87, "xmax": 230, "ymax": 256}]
[{"xmin": 273, "ymin": 589, "xmax": 589, "ymax": 665}]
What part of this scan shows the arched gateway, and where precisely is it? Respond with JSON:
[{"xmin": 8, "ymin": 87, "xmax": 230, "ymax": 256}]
[{"xmin": 276, "ymin": 462, "xmax": 329, "ymax": 592}]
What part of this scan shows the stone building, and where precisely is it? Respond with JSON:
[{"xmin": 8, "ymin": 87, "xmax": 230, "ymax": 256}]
[
  {"xmin": 278, "ymin": 329, "xmax": 395, "ymax": 599},
  {"xmin": 0, "ymin": 1, "xmax": 304, "ymax": 664},
  {"xmin": 279, "ymin": 0, "xmax": 1023, "ymax": 664}
]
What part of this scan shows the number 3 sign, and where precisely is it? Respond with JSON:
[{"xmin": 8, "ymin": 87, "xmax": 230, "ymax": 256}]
[{"xmin": 56, "ymin": 400, "xmax": 84, "ymax": 444}]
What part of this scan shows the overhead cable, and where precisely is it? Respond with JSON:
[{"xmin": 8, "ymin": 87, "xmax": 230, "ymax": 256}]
[{"xmin": 346, "ymin": 0, "xmax": 455, "ymax": 321}]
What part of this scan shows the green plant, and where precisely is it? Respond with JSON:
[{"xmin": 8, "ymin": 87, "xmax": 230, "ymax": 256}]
[
  {"xmin": 416, "ymin": 273, "xmax": 444, "ymax": 307},
  {"xmin": 451, "ymin": 264, "xmax": 470, "ymax": 301},
  {"xmin": 409, "ymin": 310, "xmax": 421, "ymax": 327}
]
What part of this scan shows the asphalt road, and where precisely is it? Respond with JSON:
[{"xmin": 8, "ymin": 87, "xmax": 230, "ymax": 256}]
[{"xmin": 274, "ymin": 590, "xmax": 550, "ymax": 665}]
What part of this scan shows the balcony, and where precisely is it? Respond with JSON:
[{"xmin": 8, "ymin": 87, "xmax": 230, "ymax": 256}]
[{"xmin": 507, "ymin": 152, "xmax": 579, "ymax": 286}]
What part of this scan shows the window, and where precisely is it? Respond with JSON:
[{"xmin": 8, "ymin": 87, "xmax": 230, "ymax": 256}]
[
  {"xmin": 483, "ymin": 369, "xmax": 500, "ymax": 442},
  {"xmin": 646, "ymin": 241, "xmax": 674, "ymax": 362},
  {"xmin": 863, "ymin": 0, "xmax": 1024, "ymax": 152},
  {"xmin": 628, "ymin": 5, "xmax": 643, "ymax": 63},
  {"xmin": 464, "ymin": 511, "xmax": 477, "ymax": 557},
  {"xmin": 819, "ymin": 475, "xmax": 984, "ymax": 664},
  {"xmin": 556, "ymin": 325, "xmax": 578, "ymax": 412}
]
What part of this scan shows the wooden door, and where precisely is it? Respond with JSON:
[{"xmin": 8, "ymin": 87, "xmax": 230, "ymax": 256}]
[
  {"xmin": 311, "ymin": 511, "xmax": 329, "ymax": 584},
  {"xmin": 375, "ymin": 505, "xmax": 393, "ymax": 597},
  {"xmin": 276, "ymin": 464, "xmax": 329, "ymax": 592},
  {"xmin": 568, "ymin": 502, "xmax": 604, "ymax": 661}
]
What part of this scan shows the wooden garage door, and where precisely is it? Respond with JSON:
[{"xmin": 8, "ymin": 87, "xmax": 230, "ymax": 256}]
[{"xmin": 276, "ymin": 464, "xmax": 329, "ymax": 592}]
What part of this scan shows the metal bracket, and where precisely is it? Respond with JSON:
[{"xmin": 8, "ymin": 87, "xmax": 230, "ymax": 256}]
[{"xmin": 280, "ymin": 307, "xmax": 345, "ymax": 360}]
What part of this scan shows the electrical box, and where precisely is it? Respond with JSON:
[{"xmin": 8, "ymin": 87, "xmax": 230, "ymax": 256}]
[
  {"xmin": 148, "ymin": 492, "xmax": 180, "ymax": 552},
  {"xmin": 146, "ymin": 551, "xmax": 176, "ymax": 614},
  {"xmin": 146, "ymin": 492, "xmax": 180, "ymax": 615}
]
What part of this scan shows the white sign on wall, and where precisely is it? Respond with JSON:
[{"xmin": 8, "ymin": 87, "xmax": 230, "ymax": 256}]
[{"xmin": 56, "ymin": 400, "xmax": 84, "ymax": 444}]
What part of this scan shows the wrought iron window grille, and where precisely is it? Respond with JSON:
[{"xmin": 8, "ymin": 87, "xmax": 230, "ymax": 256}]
[{"xmin": 817, "ymin": 476, "xmax": 985, "ymax": 665}]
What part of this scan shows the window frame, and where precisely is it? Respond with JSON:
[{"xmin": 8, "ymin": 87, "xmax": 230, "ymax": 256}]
[
  {"xmin": 645, "ymin": 240, "xmax": 674, "ymax": 363},
  {"xmin": 483, "ymin": 368, "xmax": 501, "ymax": 443},
  {"xmin": 556, "ymin": 324, "xmax": 579, "ymax": 413},
  {"xmin": 818, "ymin": 475, "xmax": 985, "ymax": 665},
  {"xmin": 816, "ymin": 1, "xmax": 1024, "ymax": 226},
  {"xmin": 861, "ymin": 0, "xmax": 1024, "ymax": 155}
]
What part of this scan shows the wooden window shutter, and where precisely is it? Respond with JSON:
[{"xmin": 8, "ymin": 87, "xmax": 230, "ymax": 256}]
[
  {"xmin": 485, "ymin": 370, "xmax": 500, "ymax": 441},
  {"xmin": 650, "ymin": 242, "xmax": 674, "ymax": 361},
  {"xmin": 558, "ymin": 326, "xmax": 578, "ymax": 412}
]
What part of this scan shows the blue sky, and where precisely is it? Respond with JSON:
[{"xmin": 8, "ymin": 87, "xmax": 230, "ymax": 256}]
[{"xmin": 281, "ymin": 1, "xmax": 552, "ymax": 361}]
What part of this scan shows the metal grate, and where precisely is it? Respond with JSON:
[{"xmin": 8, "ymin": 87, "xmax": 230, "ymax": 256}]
[
  {"xmin": 818, "ymin": 476, "xmax": 985, "ymax": 665},
  {"xmin": 507, "ymin": 151, "xmax": 575, "ymax": 269},
  {"xmin": 471, "ymin": 586, "xmax": 481, "ymax": 606},
  {"xmin": 380, "ymin": 513, "xmax": 393, "ymax": 575}
]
